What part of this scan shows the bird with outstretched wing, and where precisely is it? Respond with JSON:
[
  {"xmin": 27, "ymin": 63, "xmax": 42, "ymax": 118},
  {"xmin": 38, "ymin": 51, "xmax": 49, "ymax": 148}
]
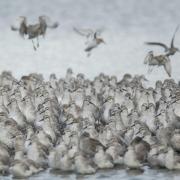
[
  {"xmin": 74, "ymin": 27, "xmax": 105, "ymax": 57},
  {"xmin": 145, "ymin": 25, "xmax": 180, "ymax": 56}
]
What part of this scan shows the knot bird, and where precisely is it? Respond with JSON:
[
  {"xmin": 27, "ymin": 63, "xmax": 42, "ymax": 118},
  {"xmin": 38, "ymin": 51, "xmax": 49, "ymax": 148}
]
[
  {"xmin": 144, "ymin": 51, "xmax": 172, "ymax": 77},
  {"xmin": 73, "ymin": 27, "xmax": 105, "ymax": 57},
  {"xmin": 11, "ymin": 15, "xmax": 59, "ymax": 50}
]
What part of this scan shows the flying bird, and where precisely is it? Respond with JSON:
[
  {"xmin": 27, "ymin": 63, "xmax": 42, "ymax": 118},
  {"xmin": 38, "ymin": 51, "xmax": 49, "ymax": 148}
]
[
  {"xmin": 144, "ymin": 51, "xmax": 172, "ymax": 77},
  {"xmin": 11, "ymin": 16, "xmax": 59, "ymax": 50},
  {"xmin": 73, "ymin": 27, "xmax": 105, "ymax": 57},
  {"xmin": 145, "ymin": 25, "xmax": 180, "ymax": 56}
]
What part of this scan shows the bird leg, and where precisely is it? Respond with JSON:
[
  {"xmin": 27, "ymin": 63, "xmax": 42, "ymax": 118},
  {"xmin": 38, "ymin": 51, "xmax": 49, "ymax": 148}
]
[
  {"xmin": 36, "ymin": 37, "xmax": 40, "ymax": 48},
  {"xmin": 32, "ymin": 40, "xmax": 37, "ymax": 51},
  {"xmin": 87, "ymin": 52, "xmax": 91, "ymax": 57}
]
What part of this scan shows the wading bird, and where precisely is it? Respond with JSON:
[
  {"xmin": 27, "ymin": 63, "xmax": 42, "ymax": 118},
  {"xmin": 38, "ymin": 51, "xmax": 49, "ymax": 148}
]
[
  {"xmin": 73, "ymin": 27, "xmax": 105, "ymax": 57},
  {"xmin": 11, "ymin": 16, "xmax": 59, "ymax": 50},
  {"xmin": 144, "ymin": 51, "xmax": 172, "ymax": 77}
]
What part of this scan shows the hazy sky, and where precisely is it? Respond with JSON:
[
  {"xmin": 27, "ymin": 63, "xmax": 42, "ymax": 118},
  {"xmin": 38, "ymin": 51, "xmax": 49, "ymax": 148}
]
[{"xmin": 0, "ymin": 0, "xmax": 179, "ymax": 31}]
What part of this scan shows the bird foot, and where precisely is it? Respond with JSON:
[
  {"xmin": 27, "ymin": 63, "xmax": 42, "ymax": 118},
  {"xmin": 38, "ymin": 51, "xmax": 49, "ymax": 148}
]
[{"xmin": 33, "ymin": 46, "xmax": 37, "ymax": 51}]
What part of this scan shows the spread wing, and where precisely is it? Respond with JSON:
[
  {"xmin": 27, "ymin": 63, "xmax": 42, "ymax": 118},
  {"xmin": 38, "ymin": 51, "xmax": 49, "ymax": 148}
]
[
  {"xmin": 47, "ymin": 22, "xmax": 59, "ymax": 28},
  {"xmin": 144, "ymin": 51, "xmax": 153, "ymax": 64},
  {"xmin": 171, "ymin": 24, "xmax": 180, "ymax": 48},
  {"xmin": 145, "ymin": 42, "xmax": 169, "ymax": 51},
  {"xmin": 11, "ymin": 16, "xmax": 28, "ymax": 38},
  {"xmin": 73, "ymin": 27, "xmax": 94, "ymax": 38},
  {"xmin": 163, "ymin": 58, "xmax": 172, "ymax": 77},
  {"xmin": 11, "ymin": 25, "xmax": 19, "ymax": 31},
  {"xmin": 11, "ymin": 24, "xmax": 27, "ymax": 38},
  {"xmin": 39, "ymin": 15, "xmax": 59, "ymax": 29},
  {"xmin": 19, "ymin": 24, "xmax": 27, "ymax": 38}
]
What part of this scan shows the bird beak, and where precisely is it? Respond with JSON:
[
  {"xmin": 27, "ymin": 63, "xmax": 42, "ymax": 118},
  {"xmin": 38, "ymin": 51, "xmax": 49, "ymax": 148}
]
[
  {"xmin": 122, "ymin": 88, "xmax": 127, "ymax": 91},
  {"xmin": 135, "ymin": 130, "xmax": 140, "ymax": 135},
  {"xmin": 153, "ymin": 90, "xmax": 157, "ymax": 94},
  {"xmin": 7, "ymin": 102, "xmax": 11, "ymax": 106},
  {"xmin": 11, "ymin": 92, "xmax": 15, "ymax": 96},
  {"xmin": 144, "ymin": 78, "xmax": 148, "ymax": 81},
  {"xmin": 155, "ymin": 113, "xmax": 161, "ymax": 118},
  {"xmin": 21, "ymin": 98, "xmax": 25, "ymax": 102}
]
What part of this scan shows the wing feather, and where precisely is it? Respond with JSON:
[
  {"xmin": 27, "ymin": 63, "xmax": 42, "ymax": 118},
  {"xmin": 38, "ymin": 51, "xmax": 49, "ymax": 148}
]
[
  {"xmin": 171, "ymin": 24, "xmax": 180, "ymax": 48},
  {"xmin": 144, "ymin": 51, "xmax": 153, "ymax": 64},
  {"xmin": 145, "ymin": 42, "xmax": 169, "ymax": 51},
  {"xmin": 73, "ymin": 27, "xmax": 94, "ymax": 38},
  {"xmin": 11, "ymin": 25, "xmax": 19, "ymax": 31},
  {"xmin": 47, "ymin": 22, "xmax": 59, "ymax": 28},
  {"xmin": 163, "ymin": 58, "xmax": 172, "ymax": 77}
]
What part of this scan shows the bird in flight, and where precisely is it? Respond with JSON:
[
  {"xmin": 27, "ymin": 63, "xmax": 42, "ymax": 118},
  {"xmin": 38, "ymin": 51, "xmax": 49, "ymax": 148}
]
[
  {"xmin": 144, "ymin": 51, "xmax": 172, "ymax": 77},
  {"xmin": 11, "ymin": 16, "xmax": 59, "ymax": 50},
  {"xmin": 73, "ymin": 27, "xmax": 105, "ymax": 57},
  {"xmin": 145, "ymin": 25, "xmax": 180, "ymax": 57}
]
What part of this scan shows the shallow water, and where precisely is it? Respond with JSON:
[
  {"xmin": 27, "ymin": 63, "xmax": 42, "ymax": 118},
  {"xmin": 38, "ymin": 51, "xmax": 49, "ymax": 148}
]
[{"xmin": 1, "ymin": 167, "xmax": 180, "ymax": 180}]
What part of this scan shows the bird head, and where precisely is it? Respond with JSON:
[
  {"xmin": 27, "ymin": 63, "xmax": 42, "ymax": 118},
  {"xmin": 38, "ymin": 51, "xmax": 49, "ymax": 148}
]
[{"xmin": 97, "ymin": 38, "xmax": 105, "ymax": 44}]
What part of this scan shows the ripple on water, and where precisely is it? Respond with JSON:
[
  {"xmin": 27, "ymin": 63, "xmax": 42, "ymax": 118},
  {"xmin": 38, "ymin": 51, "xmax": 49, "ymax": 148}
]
[
  {"xmin": 1, "ymin": 168, "xmax": 180, "ymax": 180},
  {"xmin": 26, "ymin": 168, "xmax": 180, "ymax": 180}
]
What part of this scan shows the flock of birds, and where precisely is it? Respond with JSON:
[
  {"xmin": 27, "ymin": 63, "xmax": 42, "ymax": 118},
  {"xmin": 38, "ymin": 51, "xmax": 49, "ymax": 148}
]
[
  {"xmin": 2, "ymin": 15, "xmax": 180, "ymax": 178},
  {"xmin": 0, "ymin": 68, "xmax": 180, "ymax": 178},
  {"xmin": 11, "ymin": 15, "xmax": 105, "ymax": 56}
]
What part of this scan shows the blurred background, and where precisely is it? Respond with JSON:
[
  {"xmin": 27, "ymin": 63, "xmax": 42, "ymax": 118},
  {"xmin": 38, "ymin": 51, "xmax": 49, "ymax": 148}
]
[{"xmin": 0, "ymin": 0, "xmax": 180, "ymax": 85}]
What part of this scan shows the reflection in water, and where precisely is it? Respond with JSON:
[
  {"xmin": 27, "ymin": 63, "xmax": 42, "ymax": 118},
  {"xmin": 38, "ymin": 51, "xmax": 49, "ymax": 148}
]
[{"xmin": 1, "ymin": 167, "xmax": 180, "ymax": 180}]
